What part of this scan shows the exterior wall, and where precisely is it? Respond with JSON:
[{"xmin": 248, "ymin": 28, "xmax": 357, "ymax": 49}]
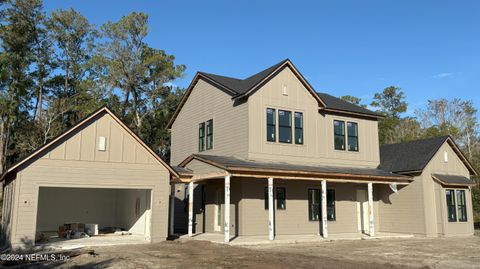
[
  {"xmin": 202, "ymin": 177, "xmax": 375, "ymax": 237},
  {"xmin": 170, "ymin": 79, "xmax": 249, "ymax": 166},
  {"xmin": 8, "ymin": 112, "xmax": 170, "ymax": 247},
  {"xmin": 247, "ymin": 67, "xmax": 380, "ymax": 168},
  {"xmin": 423, "ymin": 143, "xmax": 474, "ymax": 236}
]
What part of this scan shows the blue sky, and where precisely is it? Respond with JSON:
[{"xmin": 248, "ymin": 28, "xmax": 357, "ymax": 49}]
[{"xmin": 43, "ymin": 0, "xmax": 480, "ymax": 116}]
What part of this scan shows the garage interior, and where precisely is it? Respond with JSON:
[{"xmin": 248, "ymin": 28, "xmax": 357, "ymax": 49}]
[{"xmin": 35, "ymin": 186, "xmax": 152, "ymax": 245}]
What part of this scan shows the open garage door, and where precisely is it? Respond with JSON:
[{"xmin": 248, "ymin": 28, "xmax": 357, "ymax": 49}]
[{"xmin": 35, "ymin": 187, "xmax": 152, "ymax": 244}]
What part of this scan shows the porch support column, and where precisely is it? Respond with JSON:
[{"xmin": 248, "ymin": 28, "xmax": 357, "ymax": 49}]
[
  {"xmin": 321, "ymin": 180, "xmax": 328, "ymax": 238},
  {"xmin": 367, "ymin": 182, "xmax": 375, "ymax": 237},
  {"xmin": 224, "ymin": 174, "xmax": 231, "ymax": 243},
  {"xmin": 268, "ymin": 177, "xmax": 275, "ymax": 240},
  {"xmin": 169, "ymin": 183, "xmax": 175, "ymax": 235},
  {"xmin": 188, "ymin": 181, "xmax": 194, "ymax": 237}
]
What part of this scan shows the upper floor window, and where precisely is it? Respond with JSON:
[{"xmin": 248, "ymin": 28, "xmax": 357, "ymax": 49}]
[
  {"xmin": 294, "ymin": 112, "xmax": 303, "ymax": 145},
  {"xmin": 266, "ymin": 108, "xmax": 276, "ymax": 142},
  {"xmin": 198, "ymin": 119, "xmax": 213, "ymax": 152},
  {"xmin": 347, "ymin": 122, "xmax": 358, "ymax": 152},
  {"xmin": 278, "ymin": 110, "xmax": 292, "ymax": 143},
  {"xmin": 198, "ymin": 122, "xmax": 205, "ymax": 152},
  {"xmin": 334, "ymin": 120, "xmax": 346, "ymax": 150},
  {"xmin": 206, "ymin": 119, "xmax": 213, "ymax": 150}
]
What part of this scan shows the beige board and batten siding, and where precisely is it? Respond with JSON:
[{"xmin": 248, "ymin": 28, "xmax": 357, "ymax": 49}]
[
  {"xmin": 170, "ymin": 79, "xmax": 248, "ymax": 166},
  {"xmin": 247, "ymin": 67, "xmax": 380, "ymax": 168},
  {"xmin": 8, "ymin": 112, "xmax": 170, "ymax": 246},
  {"xmin": 423, "ymin": 142, "xmax": 474, "ymax": 236}
]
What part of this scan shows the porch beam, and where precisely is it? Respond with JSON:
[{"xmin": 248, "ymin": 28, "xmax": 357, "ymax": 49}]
[
  {"xmin": 321, "ymin": 180, "xmax": 328, "ymax": 238},
  {"xmin": 169, "ymin": 183, "xmax": 175, "ymax": 235},
  {"xmin": 268, "ymin": 177, "xmax": 275, "ymax": 240},
  {"xmin": 224, "ymin": 174, "xmax": 231, "ymax": 243},
  {"xmin": 368, "ymin": 182, "xmax": 375, "ymax": 237},
  {"xmin": 188, "ymin": 181, "xmax": 194, "ymax": 237}
]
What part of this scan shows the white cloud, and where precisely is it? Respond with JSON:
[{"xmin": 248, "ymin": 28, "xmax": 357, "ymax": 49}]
[{"xmin": 432, "ymin": 72, "xmax": 454, "ymax": 79}]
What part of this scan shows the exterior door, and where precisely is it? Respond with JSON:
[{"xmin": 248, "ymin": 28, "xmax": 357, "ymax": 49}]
[
  {"xmin": 214, "ymin": 189, "xmax": 222, "ymax": 232},
  {"xmin": 356, "ymin": 189, "xmax": 369, "ymax": 234}
]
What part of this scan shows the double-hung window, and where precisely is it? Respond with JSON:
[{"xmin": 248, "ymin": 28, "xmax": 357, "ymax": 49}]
[
  {"xmin": 446, "ymin": 189, "xmax": 457, "ymax": 222},
  {"xmin": 456, "ymin": 190, "xmax": 467, "ymax": 222},
  {"xmin": 198, "ymin": 122, "xmax": 206, "ymax": 152},
  {"xmin": 278, "ymin": 110, "xmax": 292, "ymax": 143},
  {"xmin": 206, "ymin": 119, "xmax": 213, "ymax": 150},
  {"xmin": 266, "ymin": 108, "xmax": 276, "ymax": 142},
  {"xmin": 347, "ymin": 122, "xmax": 358, "ymax": 151},
  {"xmin": 294, "ymin": 112, "xmax": 303, "ymax": 144},
  {"xmin": 327, "ymin": 189, "xmax": 336, "ymax": 220},
  {"xmin": 334, "ymin": 120, "xmax": 346, "ymax": 150},
  {"xmin": 276, "ymin": 187, "xmax": 286, "ymax": 210},
  {"xmin": 308, "ymin": 189, "xmax": 335, "ymax": 221}
]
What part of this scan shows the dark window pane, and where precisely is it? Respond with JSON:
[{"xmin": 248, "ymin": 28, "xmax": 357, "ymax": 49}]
[
  {"xmin": 198, "ymin": 122, "xmax": 205, "ymax": 152},
  {"xmin": 206, "ymin": 119, "xmax": 213, "ymax": 150},
  {"xmin": 266, "ymin": 108, "xmax": 276, "ymax": 142},
  {"xmin": 327, "ymin": 189, "xmax": 336, "ymax": 221},
  {"xmin": 347, "ymin": 122, "xmax": 358, "ymax": 152},
  {"xmin": 446, "ymin": 189, "xmax": 457, "ymax": 222},
  {"xmin": 456, "ymin": 190, "xmax": 467, "ymax": 222},
  {"xmin": 334, "ymin": 121, "xmax": 345, "ymax": 150},
  {"xmin": 295, "ymin": 112, "xmax": 303, "ymax": 144},
  {"xmin": 264, "ymin": 187, "xmax": 268, "ymax": 210},
  {"xmin": 308, "ymin": 189, "xmax": 320, "ymax": 221},
  {"xmin": 276, "ymin": 187, "xmax": 286, "ymax": 210},
  {"xmin": 279, "ymin": 110, "xmax": 292, "ymax": 143}
]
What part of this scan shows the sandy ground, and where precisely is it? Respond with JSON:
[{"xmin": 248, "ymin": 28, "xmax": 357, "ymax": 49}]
[{"xmin": 5, "ymin": 236, "xmax": 480, "ymax": 269}]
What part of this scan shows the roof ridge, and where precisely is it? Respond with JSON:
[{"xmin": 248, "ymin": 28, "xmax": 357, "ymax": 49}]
[{"xmin": 381, "ymin": 135, "xmax": 450, "ymax": 147}]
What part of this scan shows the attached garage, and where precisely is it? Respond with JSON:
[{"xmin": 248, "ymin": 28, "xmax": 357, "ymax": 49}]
[{"xmin": 1, "ymin": 107, "xmax": 179, "ymax": 247}]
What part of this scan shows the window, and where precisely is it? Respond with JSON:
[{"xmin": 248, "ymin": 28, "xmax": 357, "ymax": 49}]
[
  {"xmin": 264, "ymin": 187, "xmax": 269, "ymax": 210},
  {"xmin": 327, "ymin": 189, "xmax": 336, "ymax": 221},
  {"xmin": 446, "ymin": 189, "xmax": 457, "ymax": 222},
  {"xmin": 456, "ymin": 190, "xmax": 467, "ymax": 222},
  {"xmin": 198, "ymin": 122, "xmax": 205, "ymax": 152},
  {"xmin": 206, "ymin": 119, "xmax": 213, "ymax": 150},
  {"xmin": 334, "ymin": 120, "xmax": 345, "ymax": 150},
  {"xmin": 294, "ymin": 112, "xmax": 303, "ymax": 144},
  {"xmin": 266, "ymin": 108, "xmax": 276, "ymax": 142},
  {"xmin": 347, "ymin": 122, "xmax": 358, "ymax": 152},
  {"xmin": 276, "ymin": 187, "xmax": 286, "ymax": 210},
  {"xmin": 278, "ymin": 110, "xmax": 292, "ymax": 143},
  {"xmin": 308, "ymin": 189, "xmax": 320, "ymax": 221}
]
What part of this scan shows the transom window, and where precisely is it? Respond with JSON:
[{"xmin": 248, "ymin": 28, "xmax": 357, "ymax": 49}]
[
  {"xmin": 334, "ymin": 120, "xmax": 359, "ymax": 151},
  {"xmin": 266, "ymin": 108, "xmax": 303, "ymax": 144},
  {"xmin": 446, "ymin": 189, "xmax": 467, "ymax": 222},
  {"xmin": 198, "ymin": 119, "xmax": 213, "ymax": 152}
]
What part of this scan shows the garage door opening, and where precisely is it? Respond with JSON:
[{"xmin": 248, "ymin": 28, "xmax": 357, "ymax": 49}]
[{"xmin": 35, "ymin": 187, "xmax": 152, "ymax": 246}]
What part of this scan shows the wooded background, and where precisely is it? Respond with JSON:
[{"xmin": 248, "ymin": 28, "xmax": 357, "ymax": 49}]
[{"xmin": 0, "ymin": 0, "xmax": 478, "ymax": 222}]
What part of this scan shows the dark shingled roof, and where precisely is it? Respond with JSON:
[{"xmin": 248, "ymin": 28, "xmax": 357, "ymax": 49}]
[
  {"xmin": 379, "ymin": 136, "xmax": 450, "ymax": 173},
  {"xmin": 199, "ymin": 59, "xmax": 380, "ymax": 118},
  {"xmin": 190, "ymin": 154, "xmax": 409, "ymax": 181},
  {"xmin": 172, "ymin": 166, "xmax": 193, "ymax": 176},
  {"xmin": 316, "ymin": 92, "xmax": 383, "ymax": 117},
  {"xmin": 199, "ymin": 59, "xmax": 287, "ymax": 95},
  {"xmin": 432, "ymin": 174, "xmax": 476, "ymax": 186}
]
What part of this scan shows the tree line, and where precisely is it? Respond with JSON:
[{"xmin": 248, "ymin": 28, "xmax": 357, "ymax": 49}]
[{"xmin": 0, "ymin": 0, "xmax": 185, "ymax": 175}]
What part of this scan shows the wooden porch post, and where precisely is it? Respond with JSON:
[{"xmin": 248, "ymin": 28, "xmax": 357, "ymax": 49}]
[
  {"xmin": 321, "ymin": 180, "xmax": 328, "ymax": 238},
  {"xmin": 188, "ymin": 181, "xmax": 194, "ymax": 237},
  {"xmin": 268, "ymin": 177, "xmax": 275, "ymax": 240},
  {"xmin": 169, "ymin": 183, "xmax": 175, "ymax": 235},
  {"xmin": 368, "ymin": 182, "xmax": 375, "ymax": 237},
  {"xmin": 224, "ymin": 174, "xmax": 231, "ymax": 243}
]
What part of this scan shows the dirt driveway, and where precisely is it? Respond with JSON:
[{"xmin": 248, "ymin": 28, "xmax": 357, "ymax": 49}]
[{"xmin": 7, "ymin": 236, "xmax": 480, "ymax": 269}]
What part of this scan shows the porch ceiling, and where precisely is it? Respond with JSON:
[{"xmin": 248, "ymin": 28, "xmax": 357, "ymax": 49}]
[{"xmin": 177, "ymin": 154, "xmax": 412, "ymax": 184}]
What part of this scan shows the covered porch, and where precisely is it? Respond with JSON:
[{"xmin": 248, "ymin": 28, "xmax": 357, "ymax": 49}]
[{"xmin": 172, "ymin": 154, "xmax": 412, "ymax": 243}]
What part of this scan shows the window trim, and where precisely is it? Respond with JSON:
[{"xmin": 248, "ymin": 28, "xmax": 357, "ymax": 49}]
[
  {"xmin": 307, "ymin": 188, "xmax": 336, "ymax": 222},
  {"xmin": 327, "ymin": 189, "xmax": 336, "ymax": 221},
  {"xmin": 294, "ymin": 112, "xmax": 303, "ymax": 145},
  {"xmin": 198, "ymin": 122, "xmax": 206, "ymax": 152},
  {"xmin": 347, "ymin": 121, "xmax": 359, "ymax": 152},
  {"xmin": 206, "ymin": 119, "xmax": 213, "ymax": 150},
  {"xmin": 446, "ymin": 189, "xmax": 457, "ymax": 222},
  {"xmin": 456, "ymin": 189, "xmax": 467, "ymax": 222},
  {"xmin": 308, "ymin": 188, "xmax": 321, "ymax": 221},
  {"xmin": 278, "ymin": 110, "xmax": 292, "ymax": 144},
  {"xmin": 276, "ymin": 187, "xmax": 286, "ymax": 210},
  {"xmin": 266, "ymin": 108, "xmax": 276, "ymax": 142},
  {"xmin": 334, "ymin": 120, "xmax": 346, "ymax": 151}
]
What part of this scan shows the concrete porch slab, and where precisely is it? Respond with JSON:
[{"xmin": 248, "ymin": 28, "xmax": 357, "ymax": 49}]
[
  {"xmin": 37, "ymin": 234, "xmax": 149, "ymax": 250},
  {"xmin": 180, "ymin": 232, "xmax": 414, "ymax": 246}
]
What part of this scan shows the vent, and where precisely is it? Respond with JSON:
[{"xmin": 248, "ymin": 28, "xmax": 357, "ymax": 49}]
[{"xmin": 98, "ymin": 136, "xmax": 107, "ymax": 151}]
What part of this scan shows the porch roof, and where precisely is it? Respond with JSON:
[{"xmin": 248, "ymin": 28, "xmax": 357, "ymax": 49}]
[
  {"xmin": 431, "ymin": 173, "xmax": 477, "ymax": 187},
  {"xmin": 179, "ymin": 154, "xmax": 412, "ymax": 183}
]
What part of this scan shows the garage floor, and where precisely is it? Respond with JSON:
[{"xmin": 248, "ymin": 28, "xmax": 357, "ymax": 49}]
[{"xmin": 38, "ymin": 234, "xmax": 148, "ymax": 250}]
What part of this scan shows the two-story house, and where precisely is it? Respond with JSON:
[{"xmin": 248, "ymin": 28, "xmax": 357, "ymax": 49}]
[{"xmin": 169, "ymin": 59, "xmax": 477, "ymax": 242}]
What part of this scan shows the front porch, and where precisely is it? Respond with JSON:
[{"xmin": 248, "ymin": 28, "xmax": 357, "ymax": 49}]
[{"xmin": 180, "ymin": 232, "xmax": 414, "ymax": 246}]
